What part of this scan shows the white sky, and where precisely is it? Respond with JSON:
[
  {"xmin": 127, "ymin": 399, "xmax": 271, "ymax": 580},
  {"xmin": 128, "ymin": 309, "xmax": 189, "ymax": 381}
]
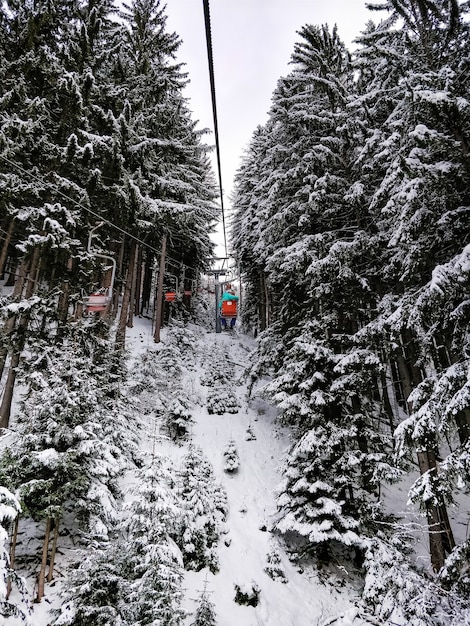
[{"xmin": 164, "ymin": 0, "xmax": 379, "ymax": 208}]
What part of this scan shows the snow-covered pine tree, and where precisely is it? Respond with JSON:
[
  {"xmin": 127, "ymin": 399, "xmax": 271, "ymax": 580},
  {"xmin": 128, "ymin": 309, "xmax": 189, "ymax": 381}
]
[
  {"xmin": 119, "ymin": 456, "xmax": 185, "ymax": 626},
  {"xmin": 163, "ymin": 395, "xmax": 194, "ymax": 441},
  {"xmin": 222, "ymin": 439, "xmax": 239, "ymax": 473},
  {"xmin": 0, "ymin": 487, "xmax": 29, "ymax": 623},
  {"xmin": 206, "ymin": 385, "xmax": 239, "ymax": 415},
  {"xmin": 0, "ymin": 324, "xmax": 135, "ymax": 601},
  {"xmin": 190, "ymin": 584, "xmax": 217, "ymax": 626},
  {"xmin": 51, "ymin": 542, "xmax": 128, "ymax": 626},
  {"xmin": 353, "ymin": 0, "xmax": 470, "ymax": 573},
  {"xmin": 176, "ymin": 445, "xmax": 228, "ymax": 573}
]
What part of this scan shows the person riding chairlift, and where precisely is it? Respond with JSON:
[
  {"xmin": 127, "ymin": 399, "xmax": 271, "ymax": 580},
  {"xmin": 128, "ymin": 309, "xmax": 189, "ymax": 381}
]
[{"xmin": 219, "ymin": 284, "xmax": 239, "ymax": 329}]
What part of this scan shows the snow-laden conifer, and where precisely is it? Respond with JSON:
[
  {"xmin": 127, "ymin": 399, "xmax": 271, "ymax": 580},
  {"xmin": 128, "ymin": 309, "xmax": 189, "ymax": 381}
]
[
  {"xmin": 120, "ymin": 455, "xmax": 185, "ymax": 626},
  {"xmin": 0, "ymin": 487, "xmax": 30, "ymax": 623},
  {"xmin": 222, "ymin": 439, "xmax": 240, "ymax": 473},
  {"xmin": 176, "ymin": 445, "xmax": 228, "ymax": 573},
  {"xmin": 190, "ymin": 584, "xmax": 217, "ymax": 626}
]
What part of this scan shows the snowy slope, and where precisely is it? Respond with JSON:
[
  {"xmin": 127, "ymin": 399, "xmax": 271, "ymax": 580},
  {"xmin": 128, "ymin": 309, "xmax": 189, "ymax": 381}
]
[
  {"xmin": 2, "ymin": 318, "xmax": 385, "ymax": 626},
  {"xmin": 128, "ymin": 321, "xmax": 375, "ymax": 626}
]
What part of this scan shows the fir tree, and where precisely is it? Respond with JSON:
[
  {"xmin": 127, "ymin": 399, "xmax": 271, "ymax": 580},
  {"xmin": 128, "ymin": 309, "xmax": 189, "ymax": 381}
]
[
  {"xmin": 0, "ymin": 487, "xmax": 29, "ymax": 623},
  {"xmin": 222, "ymin": 439, "xmax": 239, "ymax": 473},
  {"xmin": 177, "ymin": 446, "xmax": 228, "ymax": 573},
  {"xmin": 190, "ymin": 584, "xmax": 217, "ymax": 626}
]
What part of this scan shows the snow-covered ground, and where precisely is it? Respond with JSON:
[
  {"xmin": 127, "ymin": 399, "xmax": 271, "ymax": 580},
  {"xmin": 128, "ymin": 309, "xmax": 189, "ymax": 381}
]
[
  {"xmin": 1, "ymin": 316, "xmax": 397, "ymax": 625},
  {"xmin": 125, "ymin": 319, "xmax": 376, "ymax": 626}
]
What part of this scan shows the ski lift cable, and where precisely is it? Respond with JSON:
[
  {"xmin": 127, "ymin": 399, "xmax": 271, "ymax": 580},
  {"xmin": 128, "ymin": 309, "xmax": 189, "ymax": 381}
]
[
  {"xmin": 0, "ymin": 153, "xmax": 202, "ymax": 273},
  {"xmin": 202, "ymin": 0, "xmax": 228, "ymax": 263}
]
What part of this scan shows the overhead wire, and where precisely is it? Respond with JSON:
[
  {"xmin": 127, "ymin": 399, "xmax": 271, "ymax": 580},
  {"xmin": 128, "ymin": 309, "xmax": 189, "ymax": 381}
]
[{"xmin": 202, "ymin": 0, "xmax": 228, "ymax": 264}]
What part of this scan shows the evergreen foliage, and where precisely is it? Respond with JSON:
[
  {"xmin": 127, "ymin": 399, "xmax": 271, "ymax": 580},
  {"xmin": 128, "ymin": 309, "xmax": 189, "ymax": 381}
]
[
  {"xmin": 0, "ymin": 488, "xmax": 29, "ymax": 623},
  {"xmin": 222, "ymin": 439, "xmax": 240, "ymax": 473},
  {"xmin": 120, "ymin": 457, "xmax": 185, "ymax": 625},
  {"xmin": 190, "ymin": 585, "xmax": 217, "ymax": 626},
  {"xmin": 176, "ymin": 445, "xmax": 228, "ymax": 573},
  {"xmin": 231, "ymin": 0, "xmax": 470, "ymax": 618}
]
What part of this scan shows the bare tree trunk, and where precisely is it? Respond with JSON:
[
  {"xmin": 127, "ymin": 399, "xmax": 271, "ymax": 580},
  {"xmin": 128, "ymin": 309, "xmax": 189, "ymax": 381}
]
[
  {"xmin": 0, "ymin": 219, "xmax": 15, "ymax": 278},
  {"xmin": 258, "ymin": 269, "xmax": 267, "ymax": 332},
  {"xmin": 0, "ymin": 248, "xmax": 41, "ymax": 428},
  {"xmin": 0, "ymin": 258, "xmax": 30, "ymax": 382},
  {"xmin": 37, "ymin": 517, "xmax": 51, "ymax": 602},
  {"xmin": 140, "ymin": 252, "xmax": 153, "ymax": 315},
  {"xmin": 134, "ymin": 245, "xmax": 143, "ymax": 317},
  {"xmin": 154, "ymin": 236, "xmax": 166, "ymax": 343},
  {"xmin": 47, "ymin": 518, "xmax": 60, "ymax": 583},
  {"xmin": 416, "ymin": 450, "xmax": 455, "ymax": 571},
  {"xmin": 6, "ymin": 514, "xmax": 19, "ymax": 599},
  {"xmin": 380, "ymin": 362, "xmax": 396, "ymax": 435},
  {"xmin": 115, "ymin": 241, "xmax": 137, "ymax": 349},
  {"xmin": 127, "ymin": 243, "xmax": 139, "ymax": 328},
  {"xmin": 57, "ymin": 257, "xmax": 73, "ymax": 325}
]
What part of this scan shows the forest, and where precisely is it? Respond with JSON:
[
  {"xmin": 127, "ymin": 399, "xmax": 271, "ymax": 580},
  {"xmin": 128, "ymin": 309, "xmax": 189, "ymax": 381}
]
[{"xmin": 0, "ymin": 0, "xmax": 470, "ymax": 625}]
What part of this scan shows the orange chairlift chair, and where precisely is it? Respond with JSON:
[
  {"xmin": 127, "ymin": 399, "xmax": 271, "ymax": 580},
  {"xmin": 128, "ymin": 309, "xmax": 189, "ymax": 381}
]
[{"xmin": 83, "ymin": 224, "xmax": 116, "ymax": 314}]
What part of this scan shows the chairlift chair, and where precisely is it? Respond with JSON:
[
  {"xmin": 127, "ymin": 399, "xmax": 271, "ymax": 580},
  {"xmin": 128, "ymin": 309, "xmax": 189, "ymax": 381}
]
[{"xmin": 83, "ymin": 224, "xmax": 116, "ymax": 314}]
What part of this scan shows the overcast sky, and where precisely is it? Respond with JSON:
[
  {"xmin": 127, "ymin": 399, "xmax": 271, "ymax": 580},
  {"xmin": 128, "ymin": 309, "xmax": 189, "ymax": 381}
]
[{"xmin": 163, "ymin": 1, "xmax": 382, "ymax": 253}]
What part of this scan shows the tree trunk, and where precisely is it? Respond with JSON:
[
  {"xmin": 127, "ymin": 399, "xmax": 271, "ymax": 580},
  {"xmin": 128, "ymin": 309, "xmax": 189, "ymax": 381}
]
[
  {"xmin": 0, "ymin": 258, "xmax": 30, "ymax": 382},
  {"xmin": 57, "ymin": 257, "xmax": 73, "ymax": 325},
  {"xmin": 0, "ymin": 249, "xmax": 41, "ymax": 428},
  {"xmin": 380, "ymin": 362, "xmax": 396, "ymax": 435},
  {"xmin": 37, "ymin": 517, "xmax": 51, "ymax": 602},
  {"xmin": 47, "ymin": 518, "xmax": 60, "ymax": 583},
  {"xmin": 140, "ymin": 252, "xmax": 153, "ymax": 315},
  {"xmin": 115, "ymin": 241, "xmax": 137, "ymax": 349},
  {"xmin": 6, "ymin": 514, "xmax": 19, "ymax": 599},
  {"xmin": 127, "ymin": 243, "xmax": 139, "ymax": 328},
  {"xmin": 134, "ymin": 245, "xmax": 143, "ymax": 316},
  {"xmin": 154, "ymin": 236, "xmax": 167, "ymax": 343},
  {"xmin": 0, "ymin": 219, "xmax": 15, "ymax": 278},
  {"xmin": 258, "ymin": 269, "xmax": 267, "ymax": 332},
  {"xmin": 416, "ymin": 450, "xmax": 455, "ymax": 571}
]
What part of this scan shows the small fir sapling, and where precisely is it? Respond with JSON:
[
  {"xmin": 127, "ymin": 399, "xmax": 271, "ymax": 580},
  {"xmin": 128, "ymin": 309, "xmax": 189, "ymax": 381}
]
[
  {"xmin": 190, "ymin": 585, "xmax": 217, "ymax": 626},
  {"xmin": 264, "ymin": 546, "xmax": 288, "ymax": 583},
  {"xmin": 245, "ymin": 423, "xmax": 256, "ymax": 440},
  {"xmin": 164, "ymin": 396, "xmax": 194, "ymax": 440},
  {"xmin": 206, "ymin": 386, "xmax": 239, "ymax": 415},
  {"xmin": 223, "ymin": 439, "xmax": 240, "ymax": 473}
]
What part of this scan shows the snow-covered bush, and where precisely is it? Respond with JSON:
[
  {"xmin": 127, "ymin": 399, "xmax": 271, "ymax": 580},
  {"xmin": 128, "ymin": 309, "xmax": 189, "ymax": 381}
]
[
  {"xmin": 234, "ymin": 581, "xmax": 260, "ymax": 607},
  {"xmin": 264, "ymin": 546, "xmax": 287, "ymax": 583},
  {"xmin": 223, "ymin": 439, "xmax": 239, "ymax": 473},
  {"xmin": 206, "ymin": 386, "xmax": 239, "ymax": 414}
]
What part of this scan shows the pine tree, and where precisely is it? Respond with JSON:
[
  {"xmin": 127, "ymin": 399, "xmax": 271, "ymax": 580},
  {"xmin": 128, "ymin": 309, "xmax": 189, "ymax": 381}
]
[
  {"xmin": 120, "ymin": 457, "xmax": 185, "ymax": 626},
  {"xmin": 0, "ymin": 324, "xmax": 135, "ymax": 600},
  {"xmin": 190, "ymin": 585, "xmax": 217, "ymax": 626},
  {"xmin": 177, "ymin": 446, "xmax": 228, "ymax": 573},
  {"xmin": 222, "ymin": 439, "xmax": 239, "ymax": 473},
  {"xmin": 0, "ymin": 487, "xmax": 29, "ymax": 622}
]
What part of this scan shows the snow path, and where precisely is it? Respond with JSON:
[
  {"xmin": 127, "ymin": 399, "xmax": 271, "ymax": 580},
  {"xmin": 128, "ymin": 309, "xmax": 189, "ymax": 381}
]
[{"xmin": 139, "ymin": 324, "xmax": 369, "ymax": 626}]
